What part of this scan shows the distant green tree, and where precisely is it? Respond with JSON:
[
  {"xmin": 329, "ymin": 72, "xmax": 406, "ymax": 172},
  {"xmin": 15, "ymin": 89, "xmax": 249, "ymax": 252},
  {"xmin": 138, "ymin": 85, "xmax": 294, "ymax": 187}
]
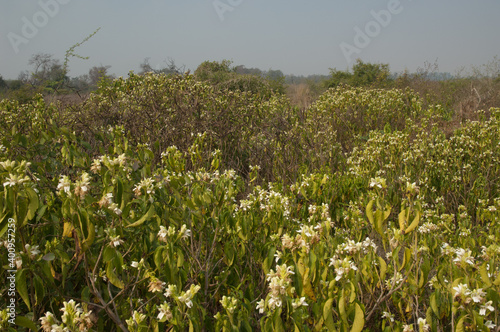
[
  {"xmin": 194, "ymin": 60, "xmax": 233, "ymax": 84},
  {"xmin": 0, "ymin": 75, "xmax": 7, "ymax": 90},
  {"xmin": 325, "ymin": 68, "xmax": 352, "ymax": 88},
  {"xmin": 325, "ymin": 59, "xmax": 391, "ymax": 88},
  {"xmin": 265, "ymin": 69, "xmax": 286, "ymax": 94},
  {"xmin": 139, "ymin": 58, "xmax": 184, "ymax": 75},
  {"xmin": 88, "ymin": 65, "xmax": 114, "ymax": 87},
  {"xmin": 351, "ymin": 59, "xmax": 390, "ymax": 86}
]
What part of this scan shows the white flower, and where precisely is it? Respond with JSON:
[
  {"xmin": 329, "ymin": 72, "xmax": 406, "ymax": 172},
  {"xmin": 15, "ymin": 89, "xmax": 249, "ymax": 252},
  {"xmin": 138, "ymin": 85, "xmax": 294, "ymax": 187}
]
[
  {"xmin": 470, "ymin": 288, "xmax": 486, "ymax": 303},
  {"xmin": 274, "ymin": 250, "xmax": 282, "ymax": 263},
  {"xmin": 179, "ymin": 224, "xmax": 191, "ymax": 240},
  {"xmin": 131, "ymin": 259, "xmax": 144, "ymax": 269},
  {"xmin": 39, "ymin": 311, "xmax": 58, "ymax": 332},
  {"xmin": 25, "ymin": 244, "xmax": 40, "ymax": 259},
  {"xmin": 402, "ymin": 324, "xmax": 414, "ymax": 332},
  {"xmin": 157, "ymin": 302, "xmax": 173, "ymax": 322},
  {"xmin": 382, "ymin": 311, "xmax": 394, "ymax": 322},
  {"xmin": 3, "ymin": 174, "xmax": 30, "ymax": 187},
  {"xmin": 158, "ymin": 226, "xmax": 168, "ymax": 242},
  {"xmin": 109, "ymin": 236, "xmax": 123, "ymax": 248},
  {"xmin": 267, "ymin": 296, "xmax": 282, "ymax": 311},
  {"xmin": 369, "ymin": 177, "xmax": 386, "ymax": 189},
  {"xmin": 453, "ymin": 283, "xmax": 471, "ymax": 299},
  {"xmin": 292, "ymin": 297, "xmax": 308, "ymax": 309},
  {"xmin": 56, "ymin": 175, "xmax": 72, "ymax": 195},
  {"xmin": 256, "ymin": 299, "xmax": 266, "ymax": 314},
  {"xmin": 126, "ymin": 311, "xmax": 146, "ymax": 327},
  {"xmin": 164, "ymin": 284, "xmax": 177, "ymax": 298},
  {"xmin": 453, "ymin": 248, "xmax": 475, "ymax": 266},
  {"xmin": 417, "ymin": 317, "xmax": 430, "ymax": 332},
  {"xmin": 485, "ymin": 320, "xmax": 496, "ymax": 329},
  {"xmin": 479, "ymin": 301, "xmax": 494, "ymax": 316}
]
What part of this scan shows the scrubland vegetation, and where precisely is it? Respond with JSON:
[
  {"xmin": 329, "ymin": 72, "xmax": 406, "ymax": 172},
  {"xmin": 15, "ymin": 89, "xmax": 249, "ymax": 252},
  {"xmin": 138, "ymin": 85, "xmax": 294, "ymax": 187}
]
[{"xmin": 0, "ymin": 57, "xmax": 500, "ymax": 331}]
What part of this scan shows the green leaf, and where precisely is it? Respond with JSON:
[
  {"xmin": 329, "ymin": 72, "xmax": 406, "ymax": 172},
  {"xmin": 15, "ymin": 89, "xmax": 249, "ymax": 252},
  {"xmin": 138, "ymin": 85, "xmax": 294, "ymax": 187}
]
[
  {"xmin": 25, "ymin": 187, "xmax": 39, "ymax": 221},
  {"xmin": 33, "ymin": 273, "xmax": 44, "ymax": 305},
  {"xmin": 224, "ymin": 241, "xmax": 235, "ymax": 267},
  {"xmin": 116, "ymin": 177, "xmax": 123, "ymax": 208},
  {"xmin": 16, "ymin": 269, "xmax": 30, "ymax": 310},
  {"xmin": 126, "ymin": 204, "xmax": 155, "ymax": 228},
  {"xmin": 14, "ymin": 316, "xmax": 38, "ymax": 331},
  {"xmin": 36, "ymin": 204, "xmax": 47, "ymax": 222},
  {"xmin": 479, "ymin": 263, "xmax": 492, "ymax": 287},
  {"xmin": 493, "ymin": 271, "xmax": 500, "ymax": 286},
  {"xmin": 42, "ymin": 253, "xmax": 56, "ymax": 261},
  {"xmin": 430, "ymin": 293, "xmax": 439, "ymax": 316},
  {"xmin": 455, "ymin": 315, "xmax": 467, "ymax": 332},
  {"xmin": 350, "ymin": 303, "xmax": 364, "ymax": 332},
  {"xmin": 103, "ymin": 246, "xmax": 117, "ymax": 263},
  {"xmin": 106, "ymin": 263, "xmax": 124, "ymax": 289}
]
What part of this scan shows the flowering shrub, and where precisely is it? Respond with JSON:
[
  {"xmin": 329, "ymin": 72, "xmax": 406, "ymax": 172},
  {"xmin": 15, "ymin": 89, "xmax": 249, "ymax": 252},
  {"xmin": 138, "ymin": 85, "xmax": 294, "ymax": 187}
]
[{"xmin": 0, "ymin": 75, "xmax": 498, "ymax": 331}]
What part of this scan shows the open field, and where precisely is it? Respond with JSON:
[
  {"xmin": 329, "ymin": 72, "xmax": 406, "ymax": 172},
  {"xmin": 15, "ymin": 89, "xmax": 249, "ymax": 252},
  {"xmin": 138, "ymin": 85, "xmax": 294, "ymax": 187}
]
[{"xmin": 1, "ymin": 70, "xmax": 499, "ymax": 331}]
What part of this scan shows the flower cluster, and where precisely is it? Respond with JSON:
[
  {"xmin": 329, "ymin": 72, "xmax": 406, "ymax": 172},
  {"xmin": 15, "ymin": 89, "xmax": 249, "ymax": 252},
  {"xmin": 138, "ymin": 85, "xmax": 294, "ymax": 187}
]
[
  {"xmin": 329, "ymin": 256, "xmax": 358, "ymax": 281},
  {"xmin": 220, "ymin": 296, "xmax": 238, "ymax": 314},
  {"xmin": 256, "ymin": 264, "xmax": 297, "ymax": 313},
  {"xmin": 105, "ymin": 228, "xmax": 124, "ymax": 248},
  {"xmin": 164, "ymin": 283, "xmax": 201, "ymax": 309},
  {"xmin": 40, "ymin": 300, "xmax": 93, "ymax": 332},
  {"xmin": 337, "ymin": 237, "xmax": 378, "ymax": 256},
  {"xmin": 98, "ymin": 192, "xmax": 122, "ymax": 215},
  {"xmin": 133, "ymin": 177, "xmax": 155, "ymax": 197},
  {"xmin": 158, "ymin": 224, "xmax": 191, "ymax": 243}
]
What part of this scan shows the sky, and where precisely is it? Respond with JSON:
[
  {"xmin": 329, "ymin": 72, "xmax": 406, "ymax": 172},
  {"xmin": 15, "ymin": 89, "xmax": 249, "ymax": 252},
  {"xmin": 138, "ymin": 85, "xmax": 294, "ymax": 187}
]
[{"xmin": 1, "ymin": 0, "xmax": 499, "ymax": 79}]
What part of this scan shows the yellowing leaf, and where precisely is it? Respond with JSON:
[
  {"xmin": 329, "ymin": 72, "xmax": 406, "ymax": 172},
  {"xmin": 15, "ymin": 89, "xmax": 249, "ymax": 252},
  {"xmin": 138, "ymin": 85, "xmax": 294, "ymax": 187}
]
[
  {"xmin": 63, "ymin": 222, "xmax": 74, "ymax": 238},
  {"xmin": 366, "ymin": 200, "xmax": 374, "ymax": 226},
  {"xmin": 404, "ymin": 210, "xmax": 421, "ymax": 235},
  {"xmin": 323, "ymin": 299, "xmax": 336, "ymax": 332},
  {"xmin": 350, "ymin": 303, "xmax": 364, "ymax": 332},
  {"xmin": 339, "ymin": 289, "xmax": 347, "ymax": 323},
  {"xmin": 302, "ymin": 280, "xmax": 316, "ymax": 302},
  {"xmin": 378, "ymin": 256, "xmax": 387, "ymax": 282},
  {"xmin": 398, "ymin": 208, "xmax": 407, "ymax": 231}
]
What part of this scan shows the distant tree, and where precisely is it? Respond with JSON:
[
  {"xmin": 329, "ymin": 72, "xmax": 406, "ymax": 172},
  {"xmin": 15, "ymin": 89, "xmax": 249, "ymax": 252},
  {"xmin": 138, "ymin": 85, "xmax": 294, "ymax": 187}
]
[
  {"xmin": 0, "ymin": 75, "xmax": 7, "ymax": 90},
  {"xmin": 139, "ymin": 58, "xmax": 184, "ymax": 75},
  {"xmin": 351, "ymin": 59, "xmax": 390, "ymax": 86},
  {"xmin": 325, "ymin": 68, "xmax": 352, "ymax": 88},
  {"xmin": 265, "ymin": 69, "xmax": 286, "ymax": 94},
  {"xmin": 234, "ymin": 65, "xmax": 263, "ymax": 76},
  {"xmin": 325, "ymin": 59, "xmax": 391, "ymax": 88},
  {"xmin": 194, "ymin": 60, "xmax": 233, "ymax": 85},
  {"xmin": 88, "ymin": 65, "xmax": 113, "ymax": 86},
  {"xmin": 27, "ymin": 53, "xmax": 67, "ymax": 91},
  {"xmin": 68, "ymin": 75, "xmax": 91, "ymax": 93},
  {"xmin": 7, "ymin": 79, "xmax": 23, "ymax": 90},
  {"xmin": 266, "ymin": 69, "xmax": 284, "ymax": 81}
]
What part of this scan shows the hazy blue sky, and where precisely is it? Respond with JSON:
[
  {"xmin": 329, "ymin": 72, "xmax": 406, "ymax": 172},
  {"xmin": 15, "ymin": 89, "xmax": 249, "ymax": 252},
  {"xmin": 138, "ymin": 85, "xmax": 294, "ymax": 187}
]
[{"xmin": 1, "ymin": 0, "xmax": 499, "ymax": 79}]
